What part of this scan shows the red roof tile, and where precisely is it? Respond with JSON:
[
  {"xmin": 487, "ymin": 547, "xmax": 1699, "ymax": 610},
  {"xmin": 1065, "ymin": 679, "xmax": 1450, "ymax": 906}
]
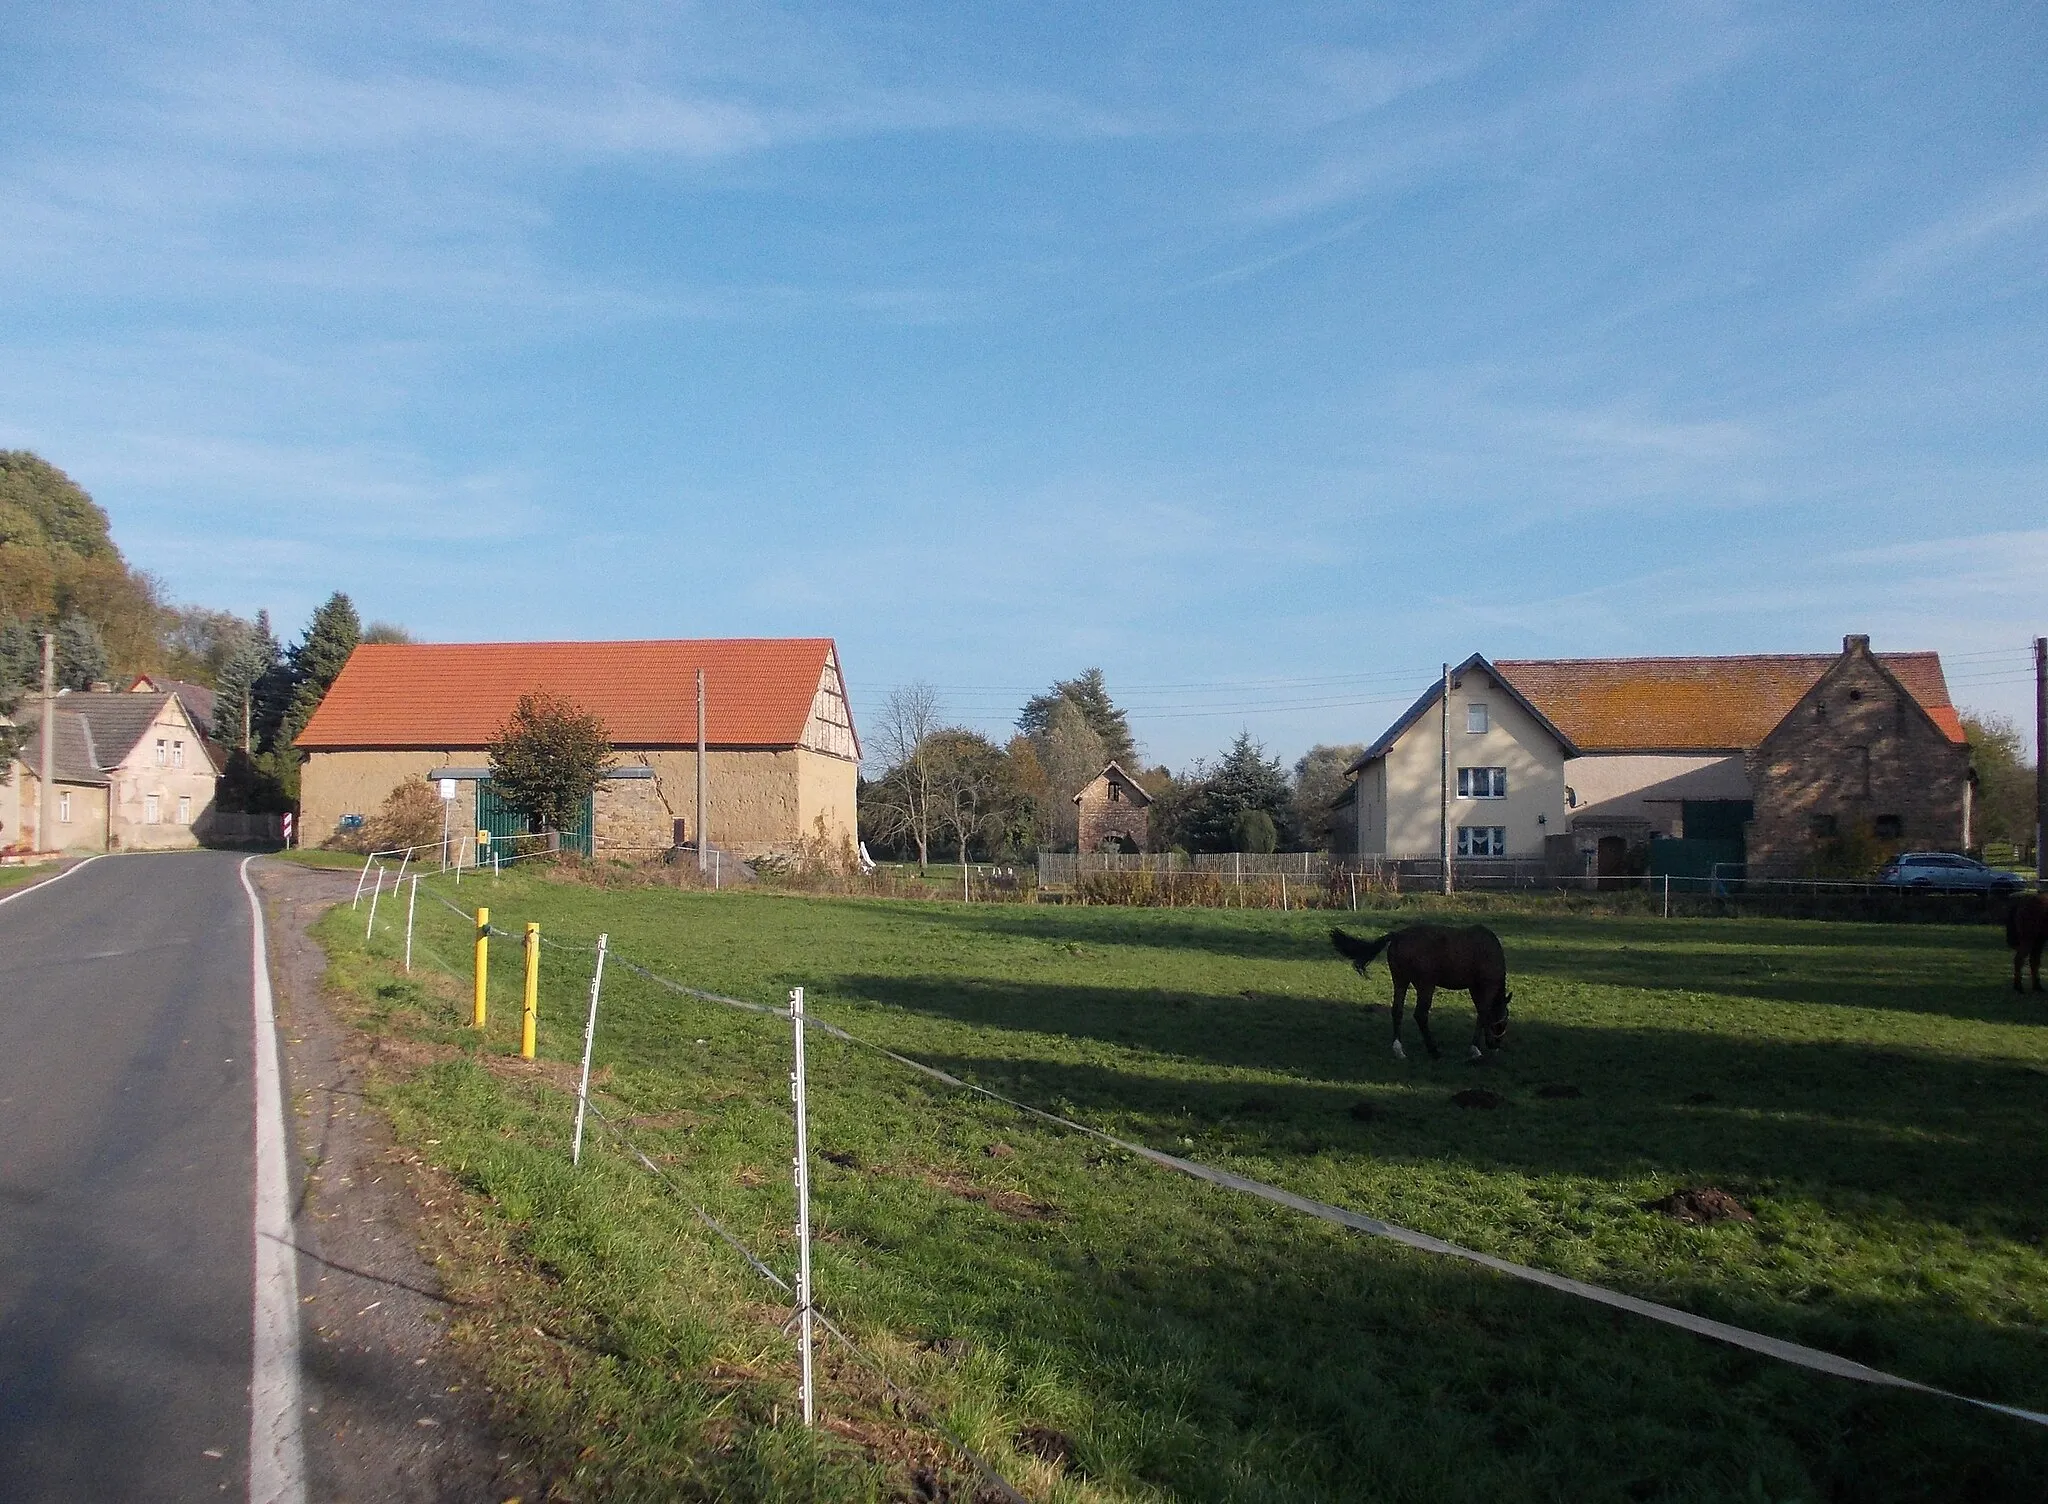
[
  {"xmin": 1493, "ymin": 652, "xmax": 1963, "ymax": 752},
  {"xmin": 295, "ymin": 639, "xmax": 841, "ymax": 750}
]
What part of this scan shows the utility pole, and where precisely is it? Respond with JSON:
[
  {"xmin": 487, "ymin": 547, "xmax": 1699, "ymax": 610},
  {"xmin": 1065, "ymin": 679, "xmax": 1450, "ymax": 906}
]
[
  {"xmin": 37, "ymin": 633, "xmax": 56, "ymax": 852},
  {"xmin": 1440, "ymin": 661, "xmax": 1453, "ymax": 895},
  {"xmin": 2035, "ymin": 635, "xmax": 2045, "ymax": 882},
  {"xmin": 696, "ymin": 668, "xmax": 708, "ymax": 877}
]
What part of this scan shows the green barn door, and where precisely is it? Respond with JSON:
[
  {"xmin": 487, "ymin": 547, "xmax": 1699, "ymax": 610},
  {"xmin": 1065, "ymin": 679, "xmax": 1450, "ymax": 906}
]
[{"xmin": 475, "ymin": 781, "xmax": 594, "ymax": 858}]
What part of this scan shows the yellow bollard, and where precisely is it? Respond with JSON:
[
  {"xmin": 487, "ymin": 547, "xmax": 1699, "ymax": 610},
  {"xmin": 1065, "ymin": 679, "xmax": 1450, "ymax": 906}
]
[
  {"xmin": 473, "ymin": 906, "xmax": 489, "ymax": 1028},
  {"xmin": 521, "ymin": 922, "xmax": 540, "ymax": 1060}
]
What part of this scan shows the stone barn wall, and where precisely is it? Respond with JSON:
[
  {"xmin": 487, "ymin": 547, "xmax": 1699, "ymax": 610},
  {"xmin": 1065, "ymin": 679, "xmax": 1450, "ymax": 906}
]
[
  {"xmin": 1744, "ymin": 638, "xmax": 1968, "ymax": 871},
  {"xmin": 1075, "ymin": 766, "xmax": 1151, "ymax": 853}
]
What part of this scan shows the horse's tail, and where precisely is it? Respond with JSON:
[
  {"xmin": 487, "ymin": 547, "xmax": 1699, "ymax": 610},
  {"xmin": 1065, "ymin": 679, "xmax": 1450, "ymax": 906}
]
[{"xmin": 1330, "ymin": 928, "xmax": 1394, "ymax": 971}]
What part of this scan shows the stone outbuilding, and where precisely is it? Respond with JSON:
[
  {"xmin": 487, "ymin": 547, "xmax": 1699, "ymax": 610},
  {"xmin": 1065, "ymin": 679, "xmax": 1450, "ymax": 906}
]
[
  {"xmin": 294, "ymin": 638, "xmax": 860, "ymax": 861},
  {"xmin": 1493, "ymin": 635, "xmax": 1968, "ymax": 875},
  {"xmin": 5, "ymin": 689, "xmax": 221, "ymax": 853},
  {"xmin": 1073, "ymin": 762, "xmax": 1153, "ymax": 853}
]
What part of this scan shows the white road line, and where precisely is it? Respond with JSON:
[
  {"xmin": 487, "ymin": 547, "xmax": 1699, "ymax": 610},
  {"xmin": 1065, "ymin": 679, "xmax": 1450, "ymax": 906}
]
[
  {"xmin": 0, "ymin": 854, "xmax": 100, "ymax": 909},
  {"xmin": 240, "ymin": 856, "xmax": 306, "ymax": 1504}
]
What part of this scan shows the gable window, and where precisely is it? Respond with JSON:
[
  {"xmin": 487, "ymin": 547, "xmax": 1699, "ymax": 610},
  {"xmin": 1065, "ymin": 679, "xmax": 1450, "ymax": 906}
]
[
  {"xmin": 1457, "ymin": 767, "xmax": 1507, "ymax": 799},
  {"xmin": 177, "ymin": 795, "xmax": 192, "ymax": 824},
  {"xmin": 1107, "ymin": 782, "xmax": 1123, "ymax": 802},
  {"xmin": 58, "ymin": 792, "xmax": 71, "ymax": 824},
  {"xmin": 1466, "ymin": 704, "xmax": 1489, "ymax": 734},
  {"xmin": 171, "ymin": 740, "xmax": 185, "ymax": 769},
  {"xmin": 1456, "ymin": 825, "xmax": 1506, "ymax": 857},
  {"xmin": 145, "ymin": 793, "xmax": 161, "ymax": 824},
  {"xmin": 154, "ymin": 738, "xmax": 168, "ymax": 766}
]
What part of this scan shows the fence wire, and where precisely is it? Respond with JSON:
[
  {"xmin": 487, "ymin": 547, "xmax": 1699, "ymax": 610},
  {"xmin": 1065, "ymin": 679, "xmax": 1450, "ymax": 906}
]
[
  {"xmin": 362, "ymin": 875, "xmax": 1027, "ymax": 1497},
  {"xmin": 364, "ymin": 867, "xmax": 2048, "ymax": 1435}
]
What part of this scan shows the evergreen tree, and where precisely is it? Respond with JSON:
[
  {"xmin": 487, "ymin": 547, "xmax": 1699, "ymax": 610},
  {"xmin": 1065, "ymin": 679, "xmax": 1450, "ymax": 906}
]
[
  {"xmin": 214, "ymin": 609, "xmax": 282, "ymax": 750},
  {"xmin": 280, "ymin": 593, "xmax": 361, "ymax": 747},
  {"xmin": 1182, "ymin": 732, "xmax": 1291, "ymax": 852},
  {"xmin": 54, "ymin": 615, "xmax": 108, "ymax": 690},
  {"xmin": 1017, "ymin": 668, "xmax": 1135, "ymax": 766}
]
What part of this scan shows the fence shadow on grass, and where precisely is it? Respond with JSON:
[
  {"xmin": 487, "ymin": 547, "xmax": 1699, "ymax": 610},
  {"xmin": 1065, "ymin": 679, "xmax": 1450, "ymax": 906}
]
[{"xmin": 815, "ymin": 1129, "xmax": 2048, "ymax": 1504}]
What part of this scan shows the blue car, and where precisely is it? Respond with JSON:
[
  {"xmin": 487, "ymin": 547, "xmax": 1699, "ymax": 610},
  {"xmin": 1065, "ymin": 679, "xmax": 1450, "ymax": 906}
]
[{"xmin": 1877, "ymin": 851, "xmax": 2028, "ymax": 894}]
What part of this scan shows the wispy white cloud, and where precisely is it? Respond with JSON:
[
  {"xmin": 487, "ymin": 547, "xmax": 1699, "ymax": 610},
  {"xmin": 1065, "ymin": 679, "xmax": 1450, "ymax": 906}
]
[{"xmin": 1850, "ymin": 166, "xmax": 2048, "ymax": 304}]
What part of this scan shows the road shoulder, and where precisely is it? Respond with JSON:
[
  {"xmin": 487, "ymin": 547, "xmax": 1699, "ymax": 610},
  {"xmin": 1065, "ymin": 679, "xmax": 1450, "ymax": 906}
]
[{"xmin": 255, "ymin": 859, "xmax": 535, "ymax": 1504}]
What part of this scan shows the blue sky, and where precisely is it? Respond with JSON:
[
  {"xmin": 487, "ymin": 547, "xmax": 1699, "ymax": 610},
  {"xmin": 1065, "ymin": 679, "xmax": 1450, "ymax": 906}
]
[{"xmin": 2, "ymin": 1, "xmax": 2042, "ymax": 767}]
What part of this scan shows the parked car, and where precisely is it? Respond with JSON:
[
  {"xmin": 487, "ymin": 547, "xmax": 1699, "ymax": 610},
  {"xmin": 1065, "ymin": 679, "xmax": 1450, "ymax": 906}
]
[{"xmin": 1877, "ymin": 851, "xmax": 2028, "ymax": 894}]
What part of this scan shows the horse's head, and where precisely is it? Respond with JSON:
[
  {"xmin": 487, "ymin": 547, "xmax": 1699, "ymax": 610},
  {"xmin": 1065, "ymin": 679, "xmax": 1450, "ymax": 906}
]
[{"xmin": 1483, "ymin": 989, "xmax": 1512, "ymax": 1051}]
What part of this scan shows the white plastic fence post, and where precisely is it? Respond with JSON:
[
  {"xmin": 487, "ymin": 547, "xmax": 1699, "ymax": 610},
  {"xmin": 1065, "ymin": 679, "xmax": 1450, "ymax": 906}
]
[
  {"xmin": 1280, "ymin": 872, "xmax": 1288, "ymax": 910},
  {"xmin": 352, "ymin": 853, "xmax": 376, "ymax": 909},
  {"xmin": 1663, "ymin": 873, "xmax": 1671, "ymax": 919},
  {"xmin": 394, "ymin": 847, "xmax": 411, "ymax": 888},
  {"xmin": 404, "ymin": 875, "xmax": 418, "ymax": 973},
  {"xmin": 1350, "ymin": 870, "xmax": 1358, "ymax": 910},
  {"xmin": 790, "ymin": 985, "xmax": 816, "ymax": 1428},
  {"xmin": 571, "ymin": 934, "xmax": 609, "ymax": 1168},
  {"xmin": 365, "ymin": 869, "xmax": 383, "ymax": 941}
]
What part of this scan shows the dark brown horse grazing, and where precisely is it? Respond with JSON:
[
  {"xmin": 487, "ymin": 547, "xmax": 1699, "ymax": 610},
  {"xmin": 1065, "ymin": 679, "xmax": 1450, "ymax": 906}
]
[
  {"xmin": 1331, "ymin": 926, "xmax": 1511, "ymax": 1061},
  {"xmin": 2010, "ymin": 894, "xmax": 2048, "ymax": 994}
]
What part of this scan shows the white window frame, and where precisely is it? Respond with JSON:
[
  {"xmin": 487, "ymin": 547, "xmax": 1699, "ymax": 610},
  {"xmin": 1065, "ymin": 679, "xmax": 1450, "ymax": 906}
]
[
  {"xmin": 172, "ymin": 740, "xmax": 185, "ymax": 769},
  {"xmin": 177, "ymin": 794, "xmax": 192, "ymax": 824},
  {"xmin": 58, "ymin": 791, "xmax": 71, "ymax": 824},
  {"xmin": 1457, "ymin": 766, "xmax": 1507, "ymax": 799},
  {"xmin": 1466, "ymin": 704, "xmax": 1489, "ymax": 734},
  {"xmin": 154, "ymin": 738, "xmax": 168, "ymax": 766},
  {"xmin": 145, "ymin": 793, "xmax": 161, "ymax": 825},
  {"xmin": 1456, "ymin": 825, "xmax": 1506, "ymax": 857}
]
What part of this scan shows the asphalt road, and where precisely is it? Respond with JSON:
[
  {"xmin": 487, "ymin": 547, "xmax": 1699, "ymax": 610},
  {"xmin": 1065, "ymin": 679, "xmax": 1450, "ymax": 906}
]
[{"xmin": 0, "ymin": 852, "xmax": 269, "ymax": 1502}]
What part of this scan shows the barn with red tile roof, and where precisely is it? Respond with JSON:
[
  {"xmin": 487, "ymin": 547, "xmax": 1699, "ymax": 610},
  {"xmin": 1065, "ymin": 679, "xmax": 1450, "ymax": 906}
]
[{"xmin": 295, "ymin": 638, "xmax": 860, "ymax": 860}]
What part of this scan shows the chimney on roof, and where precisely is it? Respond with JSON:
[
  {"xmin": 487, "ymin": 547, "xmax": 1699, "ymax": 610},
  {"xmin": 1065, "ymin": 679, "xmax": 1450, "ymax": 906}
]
[{"xmin": 1842, "ymin": 635, "xmax": 1870, "ymax": 655}]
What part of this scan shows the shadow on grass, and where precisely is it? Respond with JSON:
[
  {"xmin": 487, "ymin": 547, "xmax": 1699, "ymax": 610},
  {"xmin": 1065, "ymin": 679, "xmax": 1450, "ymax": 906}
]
[
  {"xmin": 830, "ymin": 973, "xmax": 2048, "ymax": 1232},
  {"xmin": 817, "ymin": 1137, "xmax": 2048, "ymax": 1504},
  {"xmin": 848, "ymin": 900, "xmax": 2040, "ymax": 1026}
]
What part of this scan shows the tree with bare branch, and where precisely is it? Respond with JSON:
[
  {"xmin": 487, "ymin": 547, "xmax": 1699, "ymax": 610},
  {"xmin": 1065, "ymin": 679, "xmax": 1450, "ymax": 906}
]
[{"xmin": 864, "ymin": 681, "xmax": 945, "ymax": 870}]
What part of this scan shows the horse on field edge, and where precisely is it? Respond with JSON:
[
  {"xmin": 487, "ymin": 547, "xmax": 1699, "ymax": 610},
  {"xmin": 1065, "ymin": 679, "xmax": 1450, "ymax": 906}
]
[
  {"xmin": 1331, "ymin": 925, "xmax": 1511, "ymax": 1062},
  {"xmin": 2009, "ymin": 893, "xmax": 2047, "ymax": 994}
]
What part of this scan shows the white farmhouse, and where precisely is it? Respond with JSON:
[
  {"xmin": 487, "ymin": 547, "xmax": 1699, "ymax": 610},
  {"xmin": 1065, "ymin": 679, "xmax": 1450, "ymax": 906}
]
[{"xmin": 1337, "ymin": 654, "xmax": 1578, "ymax": 859}]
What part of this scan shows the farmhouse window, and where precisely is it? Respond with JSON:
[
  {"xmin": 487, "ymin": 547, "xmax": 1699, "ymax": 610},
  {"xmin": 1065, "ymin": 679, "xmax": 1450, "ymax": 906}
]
[
  {"xmin": 1108, "ymin": 783, "xmax": 1122, "ymax": 802},
  {"xmin": 1456, "ymin": 826, "xmax": 1506, "ymax": 857},
  {"xmin": 1458, "ymin": 767, "xmax": 1507, "ymax": 799},
  {"xmin": 58, "ymin": 792, "xmax": 70, "ymax": 823},
  {"xmin": 154, "ymin": 738, "xmax": 167, "ymax": 766},
  {"xmin": 146, "ymin": 793, "xmax": 161, "ymax": 824},
  {"xmin": 172, "ymin": 740, "xmax": 185, "ymax": 768},
  {"xmin": 1874, "ymin": 814, "xmax": 1902, "ymax": 840},
  {"xmin": 1466, "ymin": 704, "xmax": 1489, "ymax": 734},
  {"xmin": 1809, "ymin": 813, "xmax": 1837, "ymax": 838},
  {"xmin": 177, "ymin": 795, "xmax": 192, "ymax": 824}
]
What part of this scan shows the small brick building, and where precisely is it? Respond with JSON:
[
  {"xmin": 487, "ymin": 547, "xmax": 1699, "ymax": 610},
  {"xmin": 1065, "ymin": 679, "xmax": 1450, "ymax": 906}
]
[
  {"xmin": 1743, "ymin": 636, "xmax": 1970, "ymax": 868},
  {"xmin": 1073, "ymin": 762, "xmax": 1152, "ymax": 853}
]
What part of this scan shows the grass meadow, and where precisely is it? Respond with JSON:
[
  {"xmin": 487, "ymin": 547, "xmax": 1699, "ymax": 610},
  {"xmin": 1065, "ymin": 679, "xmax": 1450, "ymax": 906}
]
[{"xmin": 308, "ymin": 865, "xmax": 2048, "ymax": 1503}]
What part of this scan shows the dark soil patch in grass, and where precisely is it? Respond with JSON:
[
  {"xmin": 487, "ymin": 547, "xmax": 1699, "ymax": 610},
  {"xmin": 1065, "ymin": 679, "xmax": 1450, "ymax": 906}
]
[
  {"xmin": 1451, "ymin": 1088, "xmax": 1505, "ymax": 1109},
  {"xmin": 1648, "ymin": 1186, "xmax": 1755, "ymax": 1225},
  {"xmin": 982, "ymin": 1141, "xmax": 1015, "ymax": 1158},
  {"xmin": 1349, "ymin": 1099, "xmax": 1379, "ymax": 1121},
  {"xmin": 925, "ymin": 1170, "xmax": 1058, "ymax": 1220},
  {"xmin": 1537, "ymin": 1083, "xmax": 1583, "ymax": 1099},
  {"xmin": 1014, "ymin": 1424, "xmax": 1079, "ymax": 1472},
  {"xmin": 820, "ymin": 1147, "xmax": 859, "ymax": 1168}
]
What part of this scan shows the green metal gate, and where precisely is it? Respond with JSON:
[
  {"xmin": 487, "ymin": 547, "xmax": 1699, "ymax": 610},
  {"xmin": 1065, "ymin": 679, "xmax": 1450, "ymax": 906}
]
[{"xmin": 475, "ymin": 780, "xmax": 593, "ymax": 859}]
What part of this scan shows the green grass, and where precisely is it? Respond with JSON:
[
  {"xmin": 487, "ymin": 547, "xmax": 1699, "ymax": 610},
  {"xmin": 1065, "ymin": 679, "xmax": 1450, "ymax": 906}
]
[{"xmin": 314, "ymin": 869, "xmax": 2048, "ymax": 1502}]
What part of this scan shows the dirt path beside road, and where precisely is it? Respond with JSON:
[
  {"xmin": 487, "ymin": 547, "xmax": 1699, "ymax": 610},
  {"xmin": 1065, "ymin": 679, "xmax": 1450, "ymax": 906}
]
[{"xmin": 255, "ymin": 859, "xmax": 536, "ymax": 1504}]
